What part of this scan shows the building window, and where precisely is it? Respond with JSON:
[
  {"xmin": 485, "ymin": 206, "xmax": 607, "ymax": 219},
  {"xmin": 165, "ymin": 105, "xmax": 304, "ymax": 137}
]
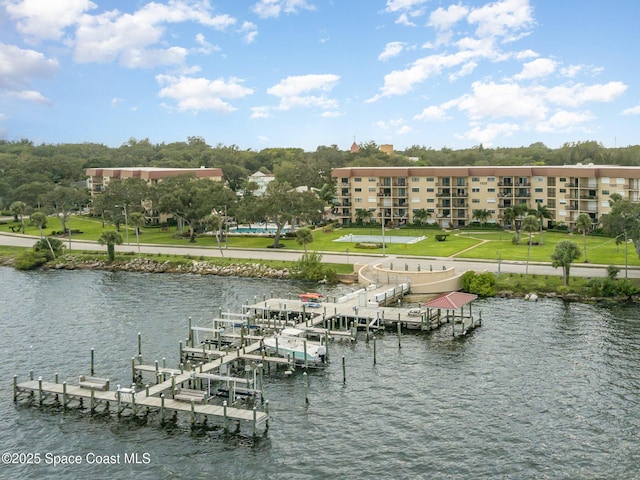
[
  {"xmin": 355, "ymin": 198, "xmax": 362, "ymax": 203},
  {"xmin": 559, "ymin": 177, "xmax": 566, "ymax": 182},
  {"xmin": 535, "ymin": 188, "xmax": 543, "ymax": 193},
  {"xmin": 602, "ymin": 190, "xmax": 610, "ymax": 195},
  {"xmin": 426, "ymin": 177, "xmax": 434, "ymax": 182},
  {"xmin": 535, "ymin": 176, "xmax": 543, "ymax": 182},
  {"xmin": 354, "ymin": 177, "xmax": 362, "ymax": 182},
  {"xmin": 487, "ymin": 188, "xmax": 495, "ymax": 192},
  {"xmin": 368, "ymin": 178, "xmax": 376, "ymax": 182},
  {"xmin": 368, "ymin": 197, "xmax": 376, "ymax": 203},
  {"xmin": 559, "ymin": 189, "xmax": 566, "ymax": 193},
  {"xmin": 411, "ymin": 177, "xmax": 420, "ymax": 182},
  {"xmin": 354, "ymin": 188, "xmax": 362, "ymax": 192},
  {"xmin": 471, "ymin": 177, "xmax": 479, "ymax": 182},
  {"xmin": 426, "ymin": 188, "xmax": 434, "ymax": 192},
  {"xmin": 472, "ymin": 198, "xmax": 480, "ymax": 203},
  {"xmin": 411, "ymin": 187, "xmax": 420, "ymax": 192},
  {"xmin": 427, "ymin": 198, "xmax": 435, "ymax": 203},
  {"xmin": 487, "ymin": 177, "xmax": 495, "ymax": 182},
  {"xmin": 368, "ymin": 187, "xmax": 376, "ymax": 192},
  {"xmin": 472, "ymin": 188, "xmax": 480, "ymax": 193}
]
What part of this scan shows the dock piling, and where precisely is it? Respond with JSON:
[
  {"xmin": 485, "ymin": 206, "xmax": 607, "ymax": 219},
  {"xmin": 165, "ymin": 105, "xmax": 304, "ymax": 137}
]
[
  {"xmin": 90, "ymin": 348, "xmax": 95, "ymax": 376},
  {"xmin": 342, "ymin": 356, "xmax": 346, "ymax": 384},
  {"xmin": 373, "ymin": 336, "xmax": 377, "ymax": 365}
]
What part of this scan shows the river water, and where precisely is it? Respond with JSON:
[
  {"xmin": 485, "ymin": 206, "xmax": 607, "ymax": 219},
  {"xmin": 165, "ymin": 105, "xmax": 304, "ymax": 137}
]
[{"xmin": 0, "ymin": 267, "xmax": 639, "ymax": 479}]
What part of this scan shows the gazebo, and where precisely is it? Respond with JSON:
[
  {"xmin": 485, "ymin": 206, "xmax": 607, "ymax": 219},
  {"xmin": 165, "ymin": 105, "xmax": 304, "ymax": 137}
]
[{"xmin": 421, "ymin": 291, "xmax": 480, "ymax": 337}]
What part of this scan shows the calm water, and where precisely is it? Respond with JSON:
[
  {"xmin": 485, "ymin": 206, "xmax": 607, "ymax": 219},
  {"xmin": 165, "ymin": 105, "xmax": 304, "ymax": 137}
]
[{"xmin": 1, "ymin": 267, "xmax": 639, "ymax": 479}]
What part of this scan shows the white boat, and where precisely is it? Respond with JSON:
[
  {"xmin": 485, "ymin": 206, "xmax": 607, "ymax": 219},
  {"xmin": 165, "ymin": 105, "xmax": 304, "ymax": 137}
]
[{"xmin": 263, "ymin": 328, "xmax": 327, "ymax": 365}]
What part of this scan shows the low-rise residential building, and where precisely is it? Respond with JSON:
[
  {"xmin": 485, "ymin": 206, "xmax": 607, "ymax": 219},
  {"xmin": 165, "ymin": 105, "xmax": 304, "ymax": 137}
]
[
  {"xmin": 86, "ymin": 167, "xmax": 223, "ymax": 197},
  {"xmin": 247, "ymin": 171, "xmax": 276, "ymax": 197},
  {"xmin": 331, "ymin": 164, "xmax": 640, "ymax": 229}
]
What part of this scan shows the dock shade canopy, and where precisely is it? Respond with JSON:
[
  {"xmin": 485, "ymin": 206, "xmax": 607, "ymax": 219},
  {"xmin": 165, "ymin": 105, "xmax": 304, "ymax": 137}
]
[{"xmin": 421, "ymin": 292, "xmax": 478, "ymax": 310}]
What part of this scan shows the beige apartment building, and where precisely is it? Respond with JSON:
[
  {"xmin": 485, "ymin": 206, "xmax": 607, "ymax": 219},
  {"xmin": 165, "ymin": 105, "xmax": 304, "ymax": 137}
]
[
  {"xmin": 331, "ymin": 164, "xmax": 640, "ymax": 229},
  {"xmin": 85, "ymin": 167, "xmax": 223, "ymax": 197}
]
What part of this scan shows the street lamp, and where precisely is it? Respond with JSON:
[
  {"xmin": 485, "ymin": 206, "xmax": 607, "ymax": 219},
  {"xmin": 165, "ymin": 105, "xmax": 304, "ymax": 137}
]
[
  {"xmin": 115, "ymin": 204, "xmax": 129, "ymax": 245},
  {"xmin": 615, "ymin": 231, "xmax": 628, "ymax": 278}
]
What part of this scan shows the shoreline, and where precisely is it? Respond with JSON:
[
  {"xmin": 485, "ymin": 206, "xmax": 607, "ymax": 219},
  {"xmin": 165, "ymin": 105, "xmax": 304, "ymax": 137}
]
[{"xmin": 1, "ymin": 253, "xmax": 636, "ymax": 306}]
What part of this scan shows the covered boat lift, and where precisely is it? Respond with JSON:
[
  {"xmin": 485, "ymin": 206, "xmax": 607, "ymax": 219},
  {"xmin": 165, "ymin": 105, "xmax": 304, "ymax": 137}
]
[{"xmin": 420, "ymin": 292, "xmax": 480, "ymax": 337}]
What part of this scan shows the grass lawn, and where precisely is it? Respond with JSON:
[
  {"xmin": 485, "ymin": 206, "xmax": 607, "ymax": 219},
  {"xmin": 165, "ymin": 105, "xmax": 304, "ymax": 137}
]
[{"xmin": 4, "ymin": 216, "xmax": 638, "ymax": 267}]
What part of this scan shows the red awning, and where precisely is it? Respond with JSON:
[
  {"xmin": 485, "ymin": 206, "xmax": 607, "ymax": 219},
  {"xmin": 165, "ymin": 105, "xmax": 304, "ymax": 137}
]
[{"xmin": 421, "ymin": 292, "xmax": 478, "ymax": 310}]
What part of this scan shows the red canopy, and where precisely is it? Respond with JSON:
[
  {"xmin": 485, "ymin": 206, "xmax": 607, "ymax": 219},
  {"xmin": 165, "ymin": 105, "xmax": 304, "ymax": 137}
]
[{"xmin": 421, "ymin": 292, "xmax": 478, "ymax": 310}]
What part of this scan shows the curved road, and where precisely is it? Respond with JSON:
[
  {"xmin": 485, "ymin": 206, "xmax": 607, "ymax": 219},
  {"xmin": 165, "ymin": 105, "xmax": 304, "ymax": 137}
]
[{"xmin": 0, "ymin": 231, "xmax": 635, "ymax": 279}]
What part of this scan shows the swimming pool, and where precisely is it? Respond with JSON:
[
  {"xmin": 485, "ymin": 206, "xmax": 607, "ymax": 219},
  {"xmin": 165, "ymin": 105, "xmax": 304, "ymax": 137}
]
[
  {"xmin": 333, "ymin": 234, "xmax": 426, "ymax": 244},
  {"xmin": 230, "ymin": 224, "xmax": 291, "ymax": 235}
]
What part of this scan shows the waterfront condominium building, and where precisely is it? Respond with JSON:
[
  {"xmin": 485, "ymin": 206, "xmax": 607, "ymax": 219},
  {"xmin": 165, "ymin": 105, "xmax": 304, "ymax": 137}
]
[
  {"xmin": 85, "ymin": 167, "xmax": 224, "ymax": 197},
  {"xmin": 331, "ymin": 164, "xmax": 640, "ymax": 230}
]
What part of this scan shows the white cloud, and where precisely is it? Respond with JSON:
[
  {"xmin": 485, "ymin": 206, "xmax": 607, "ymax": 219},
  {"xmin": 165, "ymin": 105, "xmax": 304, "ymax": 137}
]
[
  {"xmin": 414, "ymin": 105, "xmax": 450, "ymax": 121},
  {"xmin": 429, "ymin": 4, "xmax": 469, "ymax": 31},
  {"xmin": 545, "ymin": 82, "xmax": 627, "ymax": 107},
  {"xmin": 378, "ymin": 42, "xmax": 406, "ymax": 61},
  {"xmin": 375, "ymin": 118, "xmax": 410, "ymax": 135},
  {"xmin": 5, "ymin": 0, "xmax": 96, "ymax": 42},
  {"xmin": 194, "ymin": 33, "xmax": 220, "ymax": 55},
  {"xmin": 372, "ymin": 1, "xmax": 535, "ymax": 102},
  {"xmin": 73, "ymin": 1, "xmax": 236, "ymax": 67},
  {"xmin": 239, "ymin": 21, "xmax": 258, "ymax": 44},
  {"xmin": 513, "ymin": 58, "xmax": 556, "ymax": 80},
  {"xmin": 7, "ymin": 89, "xmax": 51, "ymax": 105},
  {"xmin": 622, "ymin": 104, "xmax": 640, "ymax": 115},
  {"xmin": 321, "ymin": 110, "xmax": 342, "ymax": 118},
  {"xmin": 537, "ymin": 110, "xmax": 595, "ymax": 132},
  {"xmin": 156, "ymin": 75, "xmax": 254, "ymax": 113},
  {"xmin": 251, "ymin": 0, "xmax": 315, "ymax": 19},
  {"xmin": 467, "ymin": 0, "xmax": 534, "ymax": 41},
  {"xmin": 457, "ymin": 81, "xmax": 547, "ymax": 121},
  {"xmin": 250, "ymin": 106, "xmax": 272, "ymax": 119},
  {"xmin": 0, "ymin": 43, "xmax": 58, "ymax": 104},
  {"xmin": 267, "ymin": 74, "xmax": 340, "ymax": 110},
  {"xmin": 462, "ymin": 122, "xmax": 521, "ymax": 145}
]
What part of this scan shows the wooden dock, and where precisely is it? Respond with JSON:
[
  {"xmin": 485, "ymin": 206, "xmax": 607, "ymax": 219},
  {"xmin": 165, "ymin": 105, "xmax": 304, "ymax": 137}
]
[{"xmin": 13, "ymin": 283, "xmax": 481, "ymax": 438}]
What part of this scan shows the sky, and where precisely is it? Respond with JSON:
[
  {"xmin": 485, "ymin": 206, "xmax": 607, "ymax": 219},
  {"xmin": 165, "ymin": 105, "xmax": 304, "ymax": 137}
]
[{"xmin": 1, "ymin": 0, "xmax": 640, "ymax": 152}]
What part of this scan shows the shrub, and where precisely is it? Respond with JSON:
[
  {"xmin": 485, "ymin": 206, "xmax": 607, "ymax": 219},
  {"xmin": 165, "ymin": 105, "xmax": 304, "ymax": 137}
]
[
  {"xmin": 461, "ymin": 271, "xmax": 497, "ymax": 297},
  {"xmin": 606, "ymin": 265, "xmax": 621, "ymax": 280},
  {"xmin": 291, "ymin": 251, "xmax": 336, "ymax": 283},
  {"xmin": 14, "ymin": 251, "xmax": 49, "ymax": 270}
]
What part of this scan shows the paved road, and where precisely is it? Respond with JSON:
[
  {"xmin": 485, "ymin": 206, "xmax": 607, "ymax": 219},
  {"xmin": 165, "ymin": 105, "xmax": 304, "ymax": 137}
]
[{"xmin": 0, "ymin": 231, "xmax": 636, "ymax": 278}]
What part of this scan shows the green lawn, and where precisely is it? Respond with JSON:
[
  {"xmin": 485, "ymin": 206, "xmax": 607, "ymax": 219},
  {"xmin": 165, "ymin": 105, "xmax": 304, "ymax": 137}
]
[{"xmin": 4, "ymin": 216, "xmax": 638, "ymax": 267}]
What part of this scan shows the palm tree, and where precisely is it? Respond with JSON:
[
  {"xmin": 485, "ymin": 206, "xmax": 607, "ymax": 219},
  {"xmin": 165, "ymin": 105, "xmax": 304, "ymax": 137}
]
[
  {"xmin": 30, "ymin": 212, "xmax": 54, "ymax": 256},
  {"xmin": 575, "ymin": 213, "xmax": 592, "ymax": 263},
  {"xmin": 530, "ymin": 203, "xmax": 553, "ymax": 244},
  {"xmin": 98, "ymin": 231, "xmax": 123, "ymax": 262},
  {"xmin": 295, "ymin": 227, "xmax": 314, "ymax": 252},
  {"xmin": 412, "ymin": 208, "xmax": 431, "ymax": 226},
  {"xmin": 10, "ymin": 201, "xmax": 27, "ymax": 233},
  {"xmin": 472, "ymin": 209, "xmax": 491, "ymax": 226},
  {"xmin": 522, "ymin": 214, "xmax": 539, "ymax": 276},
  {"xmin": 203, "ymin": 213, "xmax": 224, "ymax": 256},
  {"xmin": 501, "ymin": 207, "xmax": 516, "ymax": 230},
  {"xmin": 551, "ymin": 240, "xmax": 582, "ymax": 286},
  {"xmin": 513, "ymin": 203, "xmax": 530, "ymax": 240},
  {"xmin": 128, "ymin": 212, "xmax": 146, "ymax": 255},
  {"xmin": 355, "ymin": 208, "xmax": 373, "ymax": 226}
]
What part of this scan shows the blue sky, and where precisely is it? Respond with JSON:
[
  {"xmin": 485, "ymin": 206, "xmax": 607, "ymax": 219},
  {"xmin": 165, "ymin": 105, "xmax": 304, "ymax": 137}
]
[{"xmin": 1, "ymin": 0, "xmax": 639, "ymax": 152}]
